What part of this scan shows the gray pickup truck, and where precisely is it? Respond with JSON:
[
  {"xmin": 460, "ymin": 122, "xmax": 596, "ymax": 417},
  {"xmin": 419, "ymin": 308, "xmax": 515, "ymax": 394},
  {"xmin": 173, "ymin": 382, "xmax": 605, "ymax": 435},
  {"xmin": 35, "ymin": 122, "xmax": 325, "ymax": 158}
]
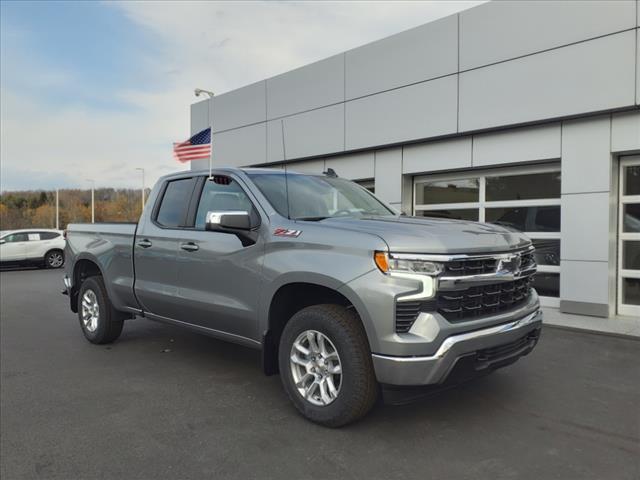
[{"xmin": 63, "ymin": 168, "xmax": 542, "ymax": 426}]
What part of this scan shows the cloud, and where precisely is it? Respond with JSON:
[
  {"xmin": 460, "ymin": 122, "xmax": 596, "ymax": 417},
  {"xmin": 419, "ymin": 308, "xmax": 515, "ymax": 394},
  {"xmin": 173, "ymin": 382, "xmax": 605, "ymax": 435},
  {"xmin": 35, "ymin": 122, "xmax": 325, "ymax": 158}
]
[{"xmin": 1, "ymin": 1, "xmax": 483, "ymax": 191}]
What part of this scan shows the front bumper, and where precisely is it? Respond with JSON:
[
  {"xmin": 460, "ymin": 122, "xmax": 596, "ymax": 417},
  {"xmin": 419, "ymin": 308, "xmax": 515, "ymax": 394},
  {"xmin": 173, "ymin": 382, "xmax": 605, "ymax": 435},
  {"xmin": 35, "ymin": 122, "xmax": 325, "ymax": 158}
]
[{"xmin": 372, "ymin": 308, "xmax": 542, "ymax": 386}]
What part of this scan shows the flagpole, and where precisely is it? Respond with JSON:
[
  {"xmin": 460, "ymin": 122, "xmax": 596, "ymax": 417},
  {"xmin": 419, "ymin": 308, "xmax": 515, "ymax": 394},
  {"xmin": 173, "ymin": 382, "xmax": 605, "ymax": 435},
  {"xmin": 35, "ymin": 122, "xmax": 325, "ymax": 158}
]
[
  {"xmin": 208, "ymin": 134, "xmax": 213, "ymax": 179},
  {"xmin": 208, "ymin": 97, "xmax": 214, "ymax": 179}
]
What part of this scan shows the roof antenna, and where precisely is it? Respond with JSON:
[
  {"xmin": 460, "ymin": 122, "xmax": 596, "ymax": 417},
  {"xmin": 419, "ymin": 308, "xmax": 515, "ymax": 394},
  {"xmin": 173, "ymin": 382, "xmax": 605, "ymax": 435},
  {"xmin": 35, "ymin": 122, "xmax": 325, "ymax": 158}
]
[
  {"xmin": 281, "ymin": 120, "xmax": 291, "ymax": 220},
  {"xmin": 323, "ymin": 167, "xmax": 338, "ymax": 178}
]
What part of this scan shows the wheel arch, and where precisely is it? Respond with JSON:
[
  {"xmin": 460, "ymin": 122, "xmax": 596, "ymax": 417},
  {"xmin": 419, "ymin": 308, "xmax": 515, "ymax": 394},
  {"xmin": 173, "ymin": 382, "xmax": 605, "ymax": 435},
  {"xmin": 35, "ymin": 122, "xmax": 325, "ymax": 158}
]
[
  {"xmin": 69, "ymin": 257, "xmax": 104, "ymax": 313},
  {"xmin": 261, "ymin": 280, "xmax": 370, "ymax": 376}
]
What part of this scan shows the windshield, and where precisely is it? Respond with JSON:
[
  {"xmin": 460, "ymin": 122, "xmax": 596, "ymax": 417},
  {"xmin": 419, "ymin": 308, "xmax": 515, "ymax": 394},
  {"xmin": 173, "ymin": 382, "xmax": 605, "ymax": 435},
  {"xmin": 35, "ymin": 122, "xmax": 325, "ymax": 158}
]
[{"xmin": 248, "ymin": 173, "xmax": 394, "ymax": 220}]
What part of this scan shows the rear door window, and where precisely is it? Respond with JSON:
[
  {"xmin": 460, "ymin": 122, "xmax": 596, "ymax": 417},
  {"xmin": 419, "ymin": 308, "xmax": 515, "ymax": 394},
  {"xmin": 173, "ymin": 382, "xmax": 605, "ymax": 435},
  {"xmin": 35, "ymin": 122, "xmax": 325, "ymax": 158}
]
[
  {"xmin": 39, "ymin": 232, "xmax": 60, "ymax": 240},
  {"xmin": 156, "ymin": 177, "xmax": 197, "ymax": 228},
  {"xmin": 27, "ymin": 233, "xmax": 41, "ymax": 241}
]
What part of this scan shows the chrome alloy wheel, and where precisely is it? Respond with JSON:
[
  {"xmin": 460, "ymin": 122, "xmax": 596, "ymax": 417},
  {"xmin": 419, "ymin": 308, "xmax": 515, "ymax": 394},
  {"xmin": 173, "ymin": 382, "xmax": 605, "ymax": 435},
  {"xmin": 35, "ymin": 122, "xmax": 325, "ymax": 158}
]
[
  {"xmin": 290, "ymin": 330, "xmax": 342, "ymax": 406},
  {"xmin": 48, "ymin": 252, "xmax": 64, "ymax": 268},
  {"xmin": 81, "ymin": 289, "xmax": 100, "ymax": 333}
]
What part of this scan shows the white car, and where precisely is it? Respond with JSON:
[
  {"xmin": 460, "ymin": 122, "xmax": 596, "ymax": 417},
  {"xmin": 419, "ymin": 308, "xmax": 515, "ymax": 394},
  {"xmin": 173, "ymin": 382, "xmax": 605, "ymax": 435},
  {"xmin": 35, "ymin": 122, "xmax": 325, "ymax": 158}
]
[{"xmin": 0, "ymin": 229, "xmax": 66, "ymax": 269}]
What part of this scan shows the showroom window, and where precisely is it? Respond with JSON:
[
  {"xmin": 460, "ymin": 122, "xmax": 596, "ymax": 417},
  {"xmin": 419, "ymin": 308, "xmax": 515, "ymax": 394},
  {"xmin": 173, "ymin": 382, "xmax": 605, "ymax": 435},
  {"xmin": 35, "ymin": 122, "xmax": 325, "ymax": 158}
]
[
  {"xmin": 414, "ymin": 165, "xmax": 561, "ymax": 305},
  {"xmin": 618, "ymin": 156, "xmax": 640, "ymax": 317}
]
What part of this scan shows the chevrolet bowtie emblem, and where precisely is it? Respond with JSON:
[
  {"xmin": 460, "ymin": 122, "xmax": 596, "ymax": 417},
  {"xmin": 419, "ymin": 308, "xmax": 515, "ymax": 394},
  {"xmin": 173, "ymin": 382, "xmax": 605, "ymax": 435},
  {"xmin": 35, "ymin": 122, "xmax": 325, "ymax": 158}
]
[{"xmin": 498, "ymin": 254, "xmax": 522, "ymax": 276}]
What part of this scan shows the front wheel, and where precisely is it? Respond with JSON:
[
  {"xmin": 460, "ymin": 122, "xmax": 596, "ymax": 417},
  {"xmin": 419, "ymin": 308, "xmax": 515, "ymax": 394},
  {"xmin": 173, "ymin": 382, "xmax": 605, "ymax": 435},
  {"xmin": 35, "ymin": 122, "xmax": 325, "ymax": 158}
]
[
  {"xmin": 77, "ymin": 276, "xmax": 124, "ymax": 344},
  {"xmin": 45, "ymin": 250, "xmax": 64, "ymax": 269},
  {"xmin": 278, "ymin": 304, "xmax": 378, "ymax": 427}
]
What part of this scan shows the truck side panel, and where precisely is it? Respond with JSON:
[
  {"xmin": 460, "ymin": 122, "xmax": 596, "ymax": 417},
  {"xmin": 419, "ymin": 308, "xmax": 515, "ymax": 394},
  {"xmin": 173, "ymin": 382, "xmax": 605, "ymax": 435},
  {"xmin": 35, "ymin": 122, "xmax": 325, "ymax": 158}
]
[{"xmin": 65, "ymin": 223, "xmax": 139, "ymax": 312}]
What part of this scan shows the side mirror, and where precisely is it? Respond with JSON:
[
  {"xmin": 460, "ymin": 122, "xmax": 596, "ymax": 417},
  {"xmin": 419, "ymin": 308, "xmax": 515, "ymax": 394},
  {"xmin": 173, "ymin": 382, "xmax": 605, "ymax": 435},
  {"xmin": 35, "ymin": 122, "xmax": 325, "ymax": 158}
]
[
  {"xmin": 205, "ymin": 211, "xmax": 252, "ymax": 232},
  {"xmin": 0, "ymin": 239, "xmax": 5, "ymax": 245}
]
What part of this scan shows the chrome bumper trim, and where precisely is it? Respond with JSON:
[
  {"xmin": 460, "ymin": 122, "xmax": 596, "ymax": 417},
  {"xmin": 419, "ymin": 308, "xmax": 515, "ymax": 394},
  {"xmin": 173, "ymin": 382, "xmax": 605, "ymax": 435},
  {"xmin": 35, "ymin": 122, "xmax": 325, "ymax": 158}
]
[
  {"xmin": 390, "ymin": 245, "xmax": 535, "ymax": 263},
  {"xmin": 438, "ymin": 268, "xmax": 536, "ymax": 291},
  {"xmin": 372, "ymin": 309, "xmax": 543, "ymax": 386}
]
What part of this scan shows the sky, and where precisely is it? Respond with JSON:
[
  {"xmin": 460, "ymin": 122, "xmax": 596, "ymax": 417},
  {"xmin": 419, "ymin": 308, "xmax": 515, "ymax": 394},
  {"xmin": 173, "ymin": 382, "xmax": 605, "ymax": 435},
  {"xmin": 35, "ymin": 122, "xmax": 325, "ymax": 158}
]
[{"xmin": 0, "ymin": 0, "xmax": 483, "ymax": 192}]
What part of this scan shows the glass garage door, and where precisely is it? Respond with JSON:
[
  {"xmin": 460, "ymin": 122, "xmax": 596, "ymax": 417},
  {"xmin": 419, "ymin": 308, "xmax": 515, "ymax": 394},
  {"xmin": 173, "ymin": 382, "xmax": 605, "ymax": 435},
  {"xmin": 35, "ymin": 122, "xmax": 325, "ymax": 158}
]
[
  {"xmin": 618, "ymin": 156, "xmax": 640, "ymax": 317},
  {"xmin": 413, "ymin": 165, "xmax": 561, "ymax": 306}
]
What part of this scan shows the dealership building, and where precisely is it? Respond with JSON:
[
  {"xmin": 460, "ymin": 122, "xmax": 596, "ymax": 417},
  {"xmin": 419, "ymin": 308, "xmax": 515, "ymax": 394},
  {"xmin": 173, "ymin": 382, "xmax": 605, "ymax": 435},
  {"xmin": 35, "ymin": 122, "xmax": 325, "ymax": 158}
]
[{"xmin": 190, "ymin": 1, "xmax": 640, "ymax": 327}]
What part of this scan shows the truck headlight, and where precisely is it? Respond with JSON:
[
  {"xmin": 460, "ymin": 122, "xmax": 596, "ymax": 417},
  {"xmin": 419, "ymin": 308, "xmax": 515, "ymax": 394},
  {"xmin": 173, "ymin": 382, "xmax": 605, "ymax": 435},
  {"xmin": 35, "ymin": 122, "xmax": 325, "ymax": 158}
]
[{"xmin": 374, "ymin": 252, "xmax": 443, "ymax": 276}]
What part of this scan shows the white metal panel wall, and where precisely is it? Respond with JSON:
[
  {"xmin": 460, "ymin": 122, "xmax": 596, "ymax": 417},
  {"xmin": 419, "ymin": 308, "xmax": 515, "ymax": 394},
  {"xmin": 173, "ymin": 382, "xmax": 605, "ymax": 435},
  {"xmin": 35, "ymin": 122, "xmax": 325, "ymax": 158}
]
[
  {"xmin": 561, "ymin": 117, "xmax": 612, "ymax": 194},
  {"xmin": 345, "ymin": 75, "xmax": 457, "ymax": 150},
  {"xmin": 637, "ymin": 28, "xmax": 640, "ymax": 105},
  {"xmin": 374, "ymin": 148, "xmax": 403, "ymax": 205},
  {"xmin": 286, "ymin": 159, "xmax": 325, "ymax": 175},
  {"xmin": 561, "ymin": 193, "xmax": 611, "ymax": 263},
  {"xmin": 211, "ymin": 81, "xmax": 266, "ymax": 133},
  {"xmin": 266, "ymin": 54, "xmax": 344, "ymax": 119},
  {"xmin": 459, "ymin": 0, "xmax": 636, "ymax": 70},
  {"xmin": 611, "ymin": 111, "xmax": 640, "ymax": 152},
  {"xmin": 324, "ymin": 151, "xmax": 374, "ymax": 180},
  {"xmin": 472, "ymin": 124, "xmax": 561, "ymax": 167},
  {"xmin": 193, "ymin": 1, "xmax": 640, "ymax": 172},
  {"xmin": 279, "ymin": 104, "xmax": 344, "ymax": 160},
  {"xmin": 459, "ymin": 31, "xmax": 637, "ymax": 132},
  {"xmin": 559, "ymin": 116, "xmax": 614, "ymax": 316},
  {"xmin": 560, "ymin": 261, "xmax": 611, "ymax": 308},
  {"xmin": 402, "ymin": 137, "xmax": 471, "ymax": 174},
  {"xmin": 211, "ymin": 123, "xmax": 266, "ymax": 167},
  {"xmin": 345, "ymin": 15, "xmax": 457, "ymax": 100},
  {"xmin": 266, "ymin": 119, "xmax": 285, "ymax": 164}
]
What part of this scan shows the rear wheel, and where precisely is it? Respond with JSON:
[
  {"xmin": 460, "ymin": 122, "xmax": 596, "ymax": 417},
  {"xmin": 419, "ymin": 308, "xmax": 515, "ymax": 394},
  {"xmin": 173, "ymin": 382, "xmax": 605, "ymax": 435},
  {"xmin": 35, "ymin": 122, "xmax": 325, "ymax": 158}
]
[
  {"xmin": 278, "ymin": 304, "xmax": 378, "ymax": 427},
  {"xmin": 77, "ymin": 276, "xmax": 124, "ymax": 344},
  {"xmin": 45, "ymin": 250, "xmax": 64, "ymax": 269}
]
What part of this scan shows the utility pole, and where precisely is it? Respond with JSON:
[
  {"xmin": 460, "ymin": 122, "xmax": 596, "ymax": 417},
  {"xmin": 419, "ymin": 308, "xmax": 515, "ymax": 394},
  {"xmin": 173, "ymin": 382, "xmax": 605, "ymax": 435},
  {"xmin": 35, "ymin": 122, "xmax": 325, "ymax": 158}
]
[
  {"xmin": 135, "ymin": 168, "xmax": 145, "ymax": 212},
  {"xmin": 55, "ymin": 189, "xmax": 59, "ymax": 230},
  {"xmin": 87, "ymin": 179, "xmax": 95, "ymax": 223}
]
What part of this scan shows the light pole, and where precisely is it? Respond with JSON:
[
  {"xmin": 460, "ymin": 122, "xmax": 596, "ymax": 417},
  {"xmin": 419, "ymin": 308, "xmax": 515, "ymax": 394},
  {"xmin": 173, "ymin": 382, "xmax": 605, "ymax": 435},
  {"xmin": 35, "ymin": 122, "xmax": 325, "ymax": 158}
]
[
  {"xmin": 135, "ymin": 168, "xmax": 145, "ymax": 212},
  {"xmin": 55, "ymin": 188, "xmax": 59, "ymax": 230},
  {"xmin": 87, "ymin": 179, "xmax": 95, "ymax": 223}
]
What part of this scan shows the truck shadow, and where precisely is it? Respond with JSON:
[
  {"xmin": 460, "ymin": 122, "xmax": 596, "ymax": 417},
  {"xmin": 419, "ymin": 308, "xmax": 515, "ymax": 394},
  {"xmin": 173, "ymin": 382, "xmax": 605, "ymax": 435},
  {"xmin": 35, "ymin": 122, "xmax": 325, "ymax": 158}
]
[{"xmin": 115, "ymin": 317, "xmax": 520, "ymax": 428}]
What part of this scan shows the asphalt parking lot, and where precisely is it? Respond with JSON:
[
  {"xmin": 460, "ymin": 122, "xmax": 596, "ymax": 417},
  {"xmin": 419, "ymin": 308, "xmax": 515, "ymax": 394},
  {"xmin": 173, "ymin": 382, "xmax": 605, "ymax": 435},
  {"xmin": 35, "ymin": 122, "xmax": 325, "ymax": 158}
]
[{"xmin": 1, "ymin": 268, "xmax": 639, "ymax": 480}]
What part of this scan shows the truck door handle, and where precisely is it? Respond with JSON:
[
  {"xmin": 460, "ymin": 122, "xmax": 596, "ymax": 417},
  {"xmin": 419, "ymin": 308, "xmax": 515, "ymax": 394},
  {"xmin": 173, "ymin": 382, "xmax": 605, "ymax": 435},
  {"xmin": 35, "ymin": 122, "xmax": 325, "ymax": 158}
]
[
  {"xmin": 137, "ymin": 239, "xmax": 152, "ymax": 248},
  {"xmin": 180, "ymin": 242, "xmax": 199, "ymax": 252}
]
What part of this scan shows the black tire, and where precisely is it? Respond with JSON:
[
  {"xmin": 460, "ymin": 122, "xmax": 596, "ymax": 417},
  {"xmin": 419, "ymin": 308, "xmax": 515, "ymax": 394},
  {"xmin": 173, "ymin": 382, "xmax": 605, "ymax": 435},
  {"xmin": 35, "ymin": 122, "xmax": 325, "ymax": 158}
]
[
  {"xmin": 45, "ymin": 249, "xmax": 64, "ymax": 269},
  {"xmin": 77, "ymin": 276, "xmax": 124, "ymax": 344},
  {"xmin": 278, "ymin": 304, "xmax": 378, "ymax": 427}
]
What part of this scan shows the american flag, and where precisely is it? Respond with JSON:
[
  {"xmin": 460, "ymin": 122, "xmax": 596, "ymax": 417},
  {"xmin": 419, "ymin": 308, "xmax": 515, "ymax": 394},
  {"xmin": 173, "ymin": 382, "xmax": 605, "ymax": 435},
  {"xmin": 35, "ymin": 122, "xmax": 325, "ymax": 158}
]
[{"xmin": 173, "ymin": 128, "xmax": 211, "ymax": 162}]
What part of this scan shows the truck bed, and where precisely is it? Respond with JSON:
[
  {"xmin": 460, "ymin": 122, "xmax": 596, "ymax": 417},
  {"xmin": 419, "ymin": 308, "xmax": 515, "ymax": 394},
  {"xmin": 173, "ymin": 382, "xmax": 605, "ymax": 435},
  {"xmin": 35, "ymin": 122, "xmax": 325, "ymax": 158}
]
[{"xmin": 65, "ymin": 223, "xmax": 138, "ymax": 312}]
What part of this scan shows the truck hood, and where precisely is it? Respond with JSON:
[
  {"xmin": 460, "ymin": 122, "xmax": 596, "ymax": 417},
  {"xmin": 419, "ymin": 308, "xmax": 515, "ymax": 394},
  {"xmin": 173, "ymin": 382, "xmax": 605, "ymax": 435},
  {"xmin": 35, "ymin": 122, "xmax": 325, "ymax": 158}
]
[{"xmin": 315, "ymin": 216, "xmax": 531, "ymax": 254}]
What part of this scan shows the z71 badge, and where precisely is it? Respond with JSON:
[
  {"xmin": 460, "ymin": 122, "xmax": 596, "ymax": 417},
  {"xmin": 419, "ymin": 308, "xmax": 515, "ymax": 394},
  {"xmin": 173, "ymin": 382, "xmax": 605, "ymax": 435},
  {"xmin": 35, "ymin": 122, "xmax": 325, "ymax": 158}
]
[{"xmin": 273, "ymin": 228, "xmax": 302, "ymax": 238}]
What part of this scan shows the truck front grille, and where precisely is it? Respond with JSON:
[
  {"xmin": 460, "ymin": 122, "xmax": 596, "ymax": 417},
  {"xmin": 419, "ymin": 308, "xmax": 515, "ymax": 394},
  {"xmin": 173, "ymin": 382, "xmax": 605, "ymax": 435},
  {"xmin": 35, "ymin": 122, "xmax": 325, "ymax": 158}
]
[
  {"xmin": 476, "ymin": 328, "xmax": 540, "ymax": 363},
  {"xmin": 437, "ymin": 276, "xmax": 533, "ymax": 323},
  {"xmin": 443, "ymin": 249, "xmax": 536, "ymax": 277},
  {"xmin": 394, "ymin": 247, "xmax": 536, "ymax": 332},
  {"xmin": 443, "ymin": 258, "xmax": 498, "ymax": 276}
]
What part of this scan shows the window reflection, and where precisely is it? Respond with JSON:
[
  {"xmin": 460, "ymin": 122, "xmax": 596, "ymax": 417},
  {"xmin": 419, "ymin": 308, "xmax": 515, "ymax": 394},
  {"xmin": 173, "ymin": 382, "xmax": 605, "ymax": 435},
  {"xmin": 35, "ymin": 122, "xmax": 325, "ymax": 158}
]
[
  {"xmin": 486, "ymin": 206, "xmax": 560, "ymax": 232},
  {"xmin": 486, "ymin": 172, "xmax": 561, "ymax": 201},
  {"xmin": 531, "ymin": 272, "xmax": 560, "ymax": 297},
  {"xmin": 415, "ymin": 178, "xmax": 479, "ymax": 205},
  {"xmin": 416, "ymin": 209, "xmax": 479, "ymax": 221},
  {"xmin": 623, "ymin": 204, "xmax": 640, "ymax": 233},
  {"xmin": 532, "ymin": 239, "xmax": 560, "ymax": 266}
]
